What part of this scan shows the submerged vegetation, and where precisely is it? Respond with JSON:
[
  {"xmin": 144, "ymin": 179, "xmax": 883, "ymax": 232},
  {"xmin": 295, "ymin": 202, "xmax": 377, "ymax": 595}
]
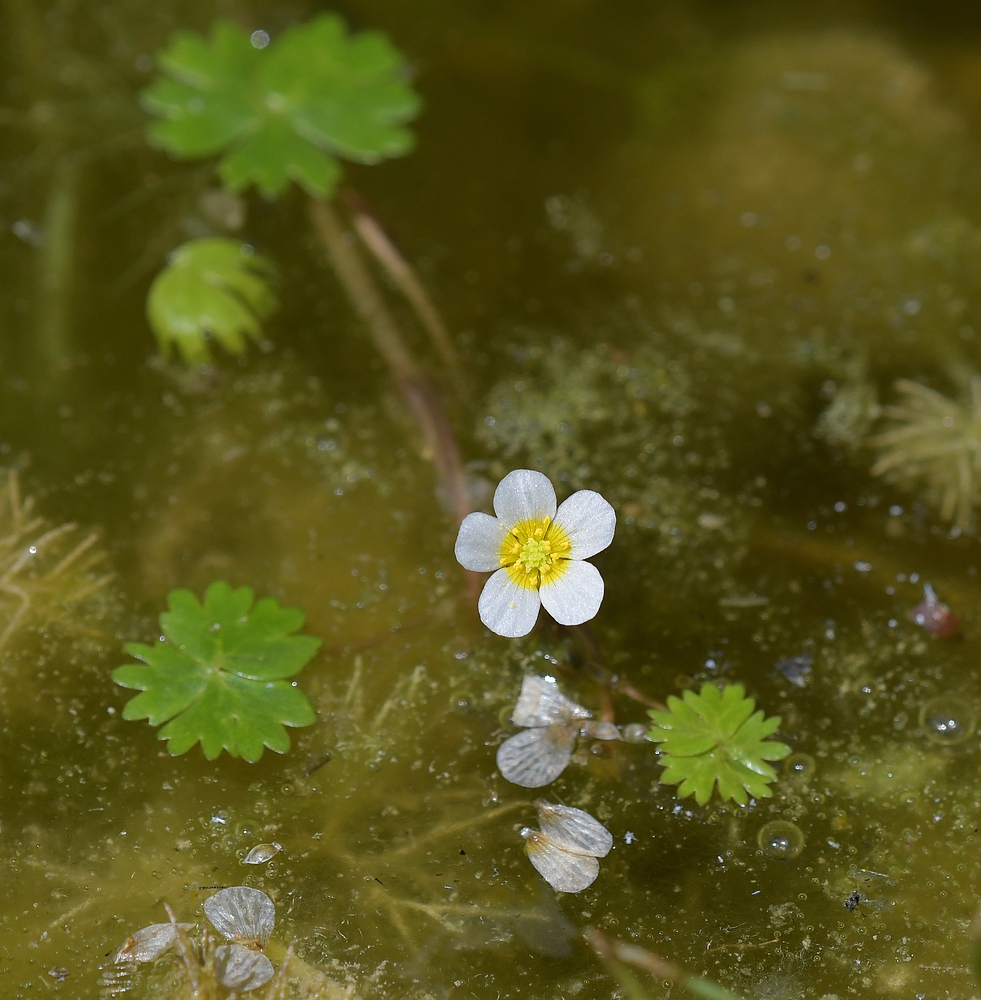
[
  {"xmin": 6, "ymin": 2, "xmax": 981, "ymax": 999},
  {"xmin": 0, "ymin": 468, "xmax": 113, "ymax": 652},
  {"xmin": 147, "ymin": 237, "xmax": 278, "ymax": 364},
  {"xmin": 872, "ymin": 376, "xmax": 981, "ymax": 529}
]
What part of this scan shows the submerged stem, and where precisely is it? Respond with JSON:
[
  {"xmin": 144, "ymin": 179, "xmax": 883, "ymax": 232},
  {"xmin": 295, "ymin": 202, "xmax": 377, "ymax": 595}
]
[
  {"xmin": 340, "ymin": 187, "xmax": 464, "ymax": 383},
  {"xmin": 38, "ymin": 157, "xmax": 80, "ymax": 370},
  {"xmin": 586, "ymin": 928, "xmax": 748, "ymax": 1000},
  {"xmin": 308, "ymin": 197, "xmax": 473, "ymax": 533},
  {"xmin": 308, "ymin": 197, "xmax": 418, "ymax": 378}
]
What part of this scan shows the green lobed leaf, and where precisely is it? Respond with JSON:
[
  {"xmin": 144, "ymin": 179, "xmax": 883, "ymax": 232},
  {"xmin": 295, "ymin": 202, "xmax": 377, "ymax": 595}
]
[
  {"xmin": 647, "ymin": 683, "xmax": 790, "ymax": 806},
  {"xmin": 146, "ymin": 237, "xmax": 277, "ymax": 365},
  {"xmin": 112, "ymin": 581, "xmax": 320, "ymax": 762},
  {"xmin": 142, "ymin": 14, "xmax": 421, "ymax": 199}
]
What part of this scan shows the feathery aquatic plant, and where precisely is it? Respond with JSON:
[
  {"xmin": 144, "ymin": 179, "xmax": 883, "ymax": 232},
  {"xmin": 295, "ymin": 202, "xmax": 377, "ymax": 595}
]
[
  {"xmin": 0, "ymin": 468, "xmax": 112, "ymax": 651},
  {"xmin": 815, "ymin": 380, "xmax": 880, "ymax": 450},
  {"xmin": 871, "ymin": 377, "xmax": 981, "ymax": 529}
]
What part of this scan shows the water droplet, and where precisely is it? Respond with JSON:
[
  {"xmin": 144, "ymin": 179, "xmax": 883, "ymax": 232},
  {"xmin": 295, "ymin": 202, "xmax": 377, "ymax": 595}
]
[
  {"xmin": 784, "ymin": 753, "xmax": 815, "ymax": 780},
  {"xmin": 757, "ymin": 820, "xmax": 805, "ymax": 860},
  {"xmin": 919, "ymin": 695, "xmax": 975, "ymax": 746}
]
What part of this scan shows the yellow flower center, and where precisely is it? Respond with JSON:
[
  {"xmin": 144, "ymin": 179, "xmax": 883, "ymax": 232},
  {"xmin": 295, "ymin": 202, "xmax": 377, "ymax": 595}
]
[{"xmin": 499, "ymin": 517, "xmax": 572, "ymax": 590}]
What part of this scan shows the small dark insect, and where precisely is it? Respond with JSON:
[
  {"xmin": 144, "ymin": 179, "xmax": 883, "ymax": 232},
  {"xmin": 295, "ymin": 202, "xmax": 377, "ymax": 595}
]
[
  {"xmin": 845, "ymin": 890, "xmax": 893, "ymax": 913},
  {"xmin": 909, "ymin": 583, "xmax": 959, "ymax": 638}
]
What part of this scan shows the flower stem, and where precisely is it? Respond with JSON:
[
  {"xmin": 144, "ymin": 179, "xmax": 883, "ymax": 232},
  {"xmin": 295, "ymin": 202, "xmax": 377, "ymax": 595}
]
[
  {"xmin": 569, "ymin": 623, "xmax": 665, "ymax": 712},
  {"xmin": 340, "ymin": 187, "xmax": 464, "ymax": 385},
  {"xmin": 586, "ymin": 928, "xmax": 748, "ymax": 1000},
  {"xmin": 307, "ymin": 197, "xmax": 472, "ymax": 532}
]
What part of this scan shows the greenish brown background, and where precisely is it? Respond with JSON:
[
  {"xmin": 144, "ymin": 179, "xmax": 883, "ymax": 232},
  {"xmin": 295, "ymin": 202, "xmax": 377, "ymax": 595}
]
[{"xmin": 4, "ymin": 0, "xmax": 981, "ymax": 997}]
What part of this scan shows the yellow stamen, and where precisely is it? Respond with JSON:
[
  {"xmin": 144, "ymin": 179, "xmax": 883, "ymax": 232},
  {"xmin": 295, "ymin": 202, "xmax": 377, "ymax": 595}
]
[{"xmin": 499, "ymin": 516, "xmax": 572, "ymax": 590}]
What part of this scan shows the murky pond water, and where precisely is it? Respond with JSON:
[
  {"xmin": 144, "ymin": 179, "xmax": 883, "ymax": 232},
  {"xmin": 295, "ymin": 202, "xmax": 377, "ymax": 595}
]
[{"xmin": 5, "ymin": 1, "xmax": 981, "ymax": 997}]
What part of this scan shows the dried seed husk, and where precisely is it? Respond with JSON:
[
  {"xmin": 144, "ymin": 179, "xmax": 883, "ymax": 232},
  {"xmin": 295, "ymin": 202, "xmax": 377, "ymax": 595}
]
[{"xmin": 241, "ymin": 842, "xmax": 283, "ymax": 865}]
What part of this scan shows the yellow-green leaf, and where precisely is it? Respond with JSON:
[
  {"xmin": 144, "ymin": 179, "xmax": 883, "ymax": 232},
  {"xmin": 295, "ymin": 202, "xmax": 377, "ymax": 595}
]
[
  {"xmin": 146, "ymin": 238, "xmax": 276, "ymax": 365},
  {"xmin": 647, "ymin": 683, "xmax": 790, "ymax": 806}
]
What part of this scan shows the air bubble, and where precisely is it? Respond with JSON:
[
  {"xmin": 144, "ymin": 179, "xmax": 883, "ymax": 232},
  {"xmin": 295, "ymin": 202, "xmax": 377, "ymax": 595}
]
[
  {"xmin": 757, "ymin": 820, "xmax": 805, "ymax": 860},
  {"xmin": 919, "ymin": 695, "xmax": 975, "ymax": 746},
  {"xmin": 621, "ymin": 723, "xmax": 650, "ymax": 744},
  {"xmin": 784, "ymin": 753, "xmax": 815, "ymax": 780}
]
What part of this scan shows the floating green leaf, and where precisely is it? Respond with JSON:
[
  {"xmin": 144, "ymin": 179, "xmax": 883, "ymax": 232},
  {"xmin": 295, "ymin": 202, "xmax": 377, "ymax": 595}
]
[
  {"xmin": 147, "ymin": 238, "xmax": 277, "ymax": 365},
  {"xmin": 142, "ymin": 15, "xmax": 421, "ymax": 199},
  {"xmin": 113, "ymin": 581, "xmax": 320, "ymax": 761},
  {"xmin": 647, "ymin": 683, "xmax": 790, "ymax": 806}
]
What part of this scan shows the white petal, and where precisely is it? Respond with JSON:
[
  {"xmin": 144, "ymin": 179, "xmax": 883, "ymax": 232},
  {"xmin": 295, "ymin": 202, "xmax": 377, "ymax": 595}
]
[
  {"xmin": 493, "ymin": 469, "xmax": 556, "ymax": 530},
  {"xmin": 539, "ymin": 560, "xmax": 605, "ymax": 627},
  {"xmin": 454, "ymin": 512, "xmax": 507, "ymax": 571},
  {"xmin": 203, "ymin": 886, "xmax": 275, "ymax": 946},
  {"xmin": 478, "ymin": 568, "xmax": 541, "ymax": 637},
  {"xmin": 535, "ymin": 801, "xmax": 613, "ymax": 857},
  {"xmin": 214, "ymin": 943, "xmax": 275, "ymax": 991},
  {"xmin": 522, "ymin": 831, "xmax": 600, "ymax": 893},
  {"xmin": 496, "ymin": 726, "xmax": 576, "ymax": 787},
  {"xmin": 511, "ymin": 674, "xmax": 591, "ymax": 727},
  {"xmin": 552, "ymin": 490, "xmax": 616, "ymax": 559}
]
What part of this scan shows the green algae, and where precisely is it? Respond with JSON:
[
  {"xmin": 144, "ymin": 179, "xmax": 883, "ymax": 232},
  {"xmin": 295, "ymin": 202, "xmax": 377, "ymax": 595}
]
[{"xmin": 478, "ymin": 337, "xmax": 749, "ymax": 607}]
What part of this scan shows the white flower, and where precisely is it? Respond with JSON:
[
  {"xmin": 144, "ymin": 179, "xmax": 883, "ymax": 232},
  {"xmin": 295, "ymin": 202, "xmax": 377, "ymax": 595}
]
[{"xmin": 454, "ymin": 469, "xmax": 616, "ymax": 637}]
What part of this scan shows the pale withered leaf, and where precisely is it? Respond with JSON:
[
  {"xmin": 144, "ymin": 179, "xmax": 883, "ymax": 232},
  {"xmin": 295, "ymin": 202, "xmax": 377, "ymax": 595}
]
[
  {"xmin": 112, "ymin": 922, "xmax": 194, "ymax": 963},
  {"xmin": 535, "ymin": 800, "xmax": 613, "ymax": 857},
  {"xmin": 214, "ymin": 943, "xmax": 275, "ymax": 991},
  {"xmin": 203, "ymin": 886, "xmax": 275, "ymax": 947},
  {"xmin": 496, "ymin": 725, "xmax": 577, "ymax": 787},
  {"xmin": 521, "ymin": 828, "xmax": 601, "ymax": 893},
  {"xmin": 511, "ymin": 674, "xmax": 592, "ymax": 727}
]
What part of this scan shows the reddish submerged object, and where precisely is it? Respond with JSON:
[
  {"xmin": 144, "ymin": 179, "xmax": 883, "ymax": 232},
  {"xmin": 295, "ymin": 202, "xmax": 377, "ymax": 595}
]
[{"xmin": 909, "ymin": 583, "xmax": 960, "ymax": 638}]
